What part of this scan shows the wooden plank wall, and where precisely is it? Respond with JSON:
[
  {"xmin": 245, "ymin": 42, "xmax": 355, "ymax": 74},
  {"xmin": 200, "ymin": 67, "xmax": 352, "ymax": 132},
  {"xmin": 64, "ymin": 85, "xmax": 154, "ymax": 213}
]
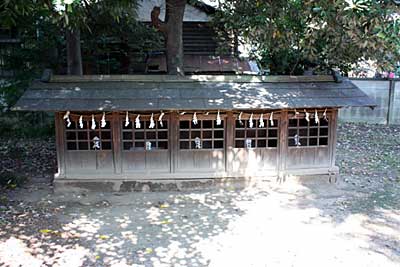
[{"xmin": 55, "ymin": 109, "xmax": 338, "ymax": 179}]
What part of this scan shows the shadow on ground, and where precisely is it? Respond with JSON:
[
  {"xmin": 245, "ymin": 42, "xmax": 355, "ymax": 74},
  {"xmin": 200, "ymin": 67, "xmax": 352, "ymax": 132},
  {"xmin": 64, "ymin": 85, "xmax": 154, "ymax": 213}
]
[{"xmin": 0, "ymin": 122, "xmax": 399, "ymax": 267}]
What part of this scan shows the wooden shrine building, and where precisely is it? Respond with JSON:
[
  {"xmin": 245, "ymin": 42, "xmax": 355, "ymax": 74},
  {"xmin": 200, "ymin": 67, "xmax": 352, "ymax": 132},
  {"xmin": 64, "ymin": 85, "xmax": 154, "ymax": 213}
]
[{"xmin": 13, "ymin": 74, "xmax": 375, "ymax": 190}]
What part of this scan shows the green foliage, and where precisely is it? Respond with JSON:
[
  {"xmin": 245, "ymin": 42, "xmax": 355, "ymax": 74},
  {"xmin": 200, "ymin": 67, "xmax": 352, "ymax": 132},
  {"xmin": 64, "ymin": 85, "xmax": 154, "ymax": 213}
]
[
  {"xmin": 0, "ymin": 2, "xmax": 60, "ymax": 137},
  {"xmin": 215, "ymin": 0, "xmax": 400, "ymax": 74},
  {"xmin": 0, "ymin": 0, "xmax": 162, "ymax": 137},
  {"xmin": 0, "ymin": 170, "xmax": 27, "ymax": 189}
]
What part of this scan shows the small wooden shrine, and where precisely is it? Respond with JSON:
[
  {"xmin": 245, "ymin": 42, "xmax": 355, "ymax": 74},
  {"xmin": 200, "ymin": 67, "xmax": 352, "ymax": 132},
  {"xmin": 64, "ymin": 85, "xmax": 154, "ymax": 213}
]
[{"xmin": 13, "ymin": 74, "xmax": 375, "ymax": 190}]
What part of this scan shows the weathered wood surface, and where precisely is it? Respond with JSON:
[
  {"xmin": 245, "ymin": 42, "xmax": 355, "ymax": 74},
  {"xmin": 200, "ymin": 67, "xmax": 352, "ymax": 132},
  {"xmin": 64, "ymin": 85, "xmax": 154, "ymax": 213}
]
[
  {"xmin": 55, "ymin": 112, "xmax": 66, "ymax": 177},
  {"xmin": 329, "ymin": 110, "xmax": 338, "ymax": 169},
  {"xmin": 231, "ymin": 148, "xmax": 278, "ymax": 172},
  {"xmin": 50, "ymin": 75, "xmax": 335, "ymax": 83},
  {"xmin": 122, "ymin": 151, "xmax": 170, "ymax": 173},
  {"xmin": 14, "ymin": 78, "xmax": 375, "ymax": 112},
  {"xmin": 278, "ymin": 110, "xmax": 288, "ymax": 175},
  {"xmin": 65, "ymin": 151, "xmax": 114, "ymax": 174},
  {"xmin": 176, "ymin": 150, "xmax": 225, "ymax": 172},
  {"xmin": 286, "ymin": 147, "xmax": 330, "ymax": 169},
  {"xmin": 55, "ymin": 109, "xmax": 339, "ymax": 179}
]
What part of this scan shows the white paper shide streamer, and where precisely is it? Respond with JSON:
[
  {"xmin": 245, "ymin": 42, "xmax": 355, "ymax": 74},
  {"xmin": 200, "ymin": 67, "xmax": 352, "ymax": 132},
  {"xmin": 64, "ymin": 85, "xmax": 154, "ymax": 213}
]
[
  {"xmin": 79, "ymin": 115, "xmax": 83, "ymax": 129},
  {"xmin": 314, "ymin": 109, "xmax": 319, "ymax": 124},
  {"xmin": 125, "ymin": 111, "xmax": 130, "ymax": 127},
  {"xmin": 192, "ymin": 112, "xmax": 198, "ymax": 125},
  {"xmin": 101, "ymin": 112, "xmax": 106, "ymax": 128},
  {"xmin": 158, "ymin": 112, "xmax": 165, "ymax": 127},
  {"xmin": 259, "ymin": 113, "xmax": 264, "ymax": 128},
  {"xmin": 269, "ymin": 112, "xmax": 274, "ymax": 126},
  {"xmin": 305, "ymin": 109, "xmax": 310, "ymax": 122},
  {"xmin": 323, "ymin": 108, "xmax": 328, "ymax": 121},
  {"xmin": 63, "ymin": 111, "xmax": 71, "ymax": 127},
  {"xmin": 149, "ymin": 113, "xmax": 155, "ymax": 129},
  {"xmin": 249, "ymin": 113, "xmax": 254, "ymax": 128},
  {"xmin": 216, "ymin": 110, "xmax": 222, "ymax": 126},
  {"xmin": 238, "ymin": 112, "xmax": 243, "ymax": 125},
  {"xmin": 91, "ymin": 114, "xmax": 96, "ymax": 130},
  {"xmin": 294, "ymin": 109, "xmax": 299, "ymax": 118},
  {"xmin": 135, "ymin": 114, "xmax": 141, "ymax": 129}
]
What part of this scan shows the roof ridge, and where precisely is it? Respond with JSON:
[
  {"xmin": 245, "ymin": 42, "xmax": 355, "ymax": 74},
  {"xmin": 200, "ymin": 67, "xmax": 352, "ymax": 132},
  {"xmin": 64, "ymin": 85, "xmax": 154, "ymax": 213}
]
[{"xmin": 49, "ymin": 75, "xmax": 335, "ymax": 83}]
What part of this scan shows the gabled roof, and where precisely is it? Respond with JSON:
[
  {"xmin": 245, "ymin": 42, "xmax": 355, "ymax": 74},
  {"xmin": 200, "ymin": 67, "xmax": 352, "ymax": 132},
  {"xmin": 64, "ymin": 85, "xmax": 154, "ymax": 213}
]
[{"xmin": 12, "ymin": 75, "xmax": 376, "ymax": 112}]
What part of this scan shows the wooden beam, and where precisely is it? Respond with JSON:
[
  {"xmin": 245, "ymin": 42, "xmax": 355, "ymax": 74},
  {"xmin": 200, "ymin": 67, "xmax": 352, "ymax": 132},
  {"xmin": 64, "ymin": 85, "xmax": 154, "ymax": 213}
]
[
  {"xmin": 278, "ymin": 110, "xmax": 288, "ymax": 178},
  {"xmin": 112, "ymin": 112, "xmax": 122, "ymax": 174},
  {"xmin": 55, "ymin": 112, "xmax": 66, "ymax": 178},
  {"xmin": 329, "ymin": 109, "xmax": 338, "ymax": 169},
  {"xmin": 51, "ymin": 74, "xmax": 335, "ymax": 83},
  {"xmin": 225, "ymin": 111, "xmax": 235, "ymax": 174},
  {"xmin": 170, "ymin": 112, "xmax": 178, "ymax": 173}
]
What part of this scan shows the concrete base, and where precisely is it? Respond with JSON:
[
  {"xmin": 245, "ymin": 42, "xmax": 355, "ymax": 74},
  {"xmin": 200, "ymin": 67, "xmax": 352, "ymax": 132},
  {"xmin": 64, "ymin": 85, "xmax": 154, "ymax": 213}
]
[
  {"xmin": 54, "ymin": 178, "xmax": 262, "ymax": 193},
  {"xmin": 53, "ymin": 173, "xmax": 339, "ymax": 193}
]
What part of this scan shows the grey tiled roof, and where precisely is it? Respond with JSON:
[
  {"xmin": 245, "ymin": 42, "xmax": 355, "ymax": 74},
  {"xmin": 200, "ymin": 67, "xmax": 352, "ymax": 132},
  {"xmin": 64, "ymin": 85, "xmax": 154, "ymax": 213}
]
[{"xmin": 13, "ymin": 78, "xmax": 376, "ymax": 111}]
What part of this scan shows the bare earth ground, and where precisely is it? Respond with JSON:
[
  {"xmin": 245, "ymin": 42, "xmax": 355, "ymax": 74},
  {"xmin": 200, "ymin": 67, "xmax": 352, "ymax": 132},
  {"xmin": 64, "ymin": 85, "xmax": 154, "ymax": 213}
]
[{"xmin": 0, "ymin": 122, "xmax": 399, "ymax": 267}]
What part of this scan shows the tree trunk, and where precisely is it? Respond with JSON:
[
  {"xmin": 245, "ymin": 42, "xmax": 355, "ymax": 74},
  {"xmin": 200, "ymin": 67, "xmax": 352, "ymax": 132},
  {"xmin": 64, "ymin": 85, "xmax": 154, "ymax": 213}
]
[
  {"xmin": 165, "ymin": 0, "xmax": 185, "ymax": 75},
  {"xmin": 66, "ymin": 28, "xmax": 83, "ymax": 75},
  {"xmin": 151, "ymin": 0, "xmax": 186, "ymax": 76}
]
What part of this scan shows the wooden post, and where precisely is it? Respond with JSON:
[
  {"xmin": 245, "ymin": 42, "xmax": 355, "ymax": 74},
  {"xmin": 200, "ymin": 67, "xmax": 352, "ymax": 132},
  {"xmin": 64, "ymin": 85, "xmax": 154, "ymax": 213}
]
[
  {"xmin": 225, "ymin": 111, "xmax": 235, "ymax": 174},
  {"xmin": 278, "ymin": 110, "xmax": 288, "ymax": 179},
  {"xmin": 112, "ymin": 112, "xmax": 122, "ymax": 174},
  {"xmin": 387, "ymin": 79, "xmax": 396, "ymax": 125},
  {"xmin": 329, "ymin": 109, "xmax": 338, "ymax": 169},
  {"xmin": 55, "ymin": 112, "xmax": 66, "ymax": 178},
  {"xmin": 170, "ymin": 112, "xmax": 178, "ymax": 173}
]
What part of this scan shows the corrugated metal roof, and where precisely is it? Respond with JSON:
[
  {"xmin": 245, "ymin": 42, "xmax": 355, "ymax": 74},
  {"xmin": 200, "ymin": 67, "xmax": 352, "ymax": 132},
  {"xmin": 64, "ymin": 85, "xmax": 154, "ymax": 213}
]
[{"xmin": 12, "ymin": 77, "xmax": 376, "ymax": 111}]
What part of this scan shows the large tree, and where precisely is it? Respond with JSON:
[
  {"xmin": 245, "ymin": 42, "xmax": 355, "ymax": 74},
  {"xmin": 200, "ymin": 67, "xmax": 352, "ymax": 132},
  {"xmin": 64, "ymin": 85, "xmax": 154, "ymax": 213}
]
[
  {"xmin": 51, "ymin": 0, "xmax": 138, "ymax": 75},
  {"xmin": 151, "ymin": 0, "xmax": 186, "ymax": 75},
  {"xmin": 214, "ymin": 0, "xmax": 400, "ymax": 74},
  {"xmin": 1, "ymin": 0, "xmax": 138, "ymax": 75}
]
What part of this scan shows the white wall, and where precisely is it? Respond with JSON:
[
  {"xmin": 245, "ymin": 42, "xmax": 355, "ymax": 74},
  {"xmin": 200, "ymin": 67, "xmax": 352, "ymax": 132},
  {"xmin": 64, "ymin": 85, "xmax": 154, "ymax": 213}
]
[{"xmin": 137, "ymin": 0, "xmax": 210, "ymax": 22}]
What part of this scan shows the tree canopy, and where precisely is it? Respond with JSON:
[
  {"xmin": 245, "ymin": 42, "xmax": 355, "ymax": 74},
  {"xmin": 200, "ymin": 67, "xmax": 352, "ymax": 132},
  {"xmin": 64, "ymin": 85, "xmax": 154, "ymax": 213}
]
[
  {"xmin": 1, "ymin": 0, "xmax": 399, "ymax": 76},
  {"xmin": 214, "ymin": 0, "xmax": 400, "ymax": 74}
]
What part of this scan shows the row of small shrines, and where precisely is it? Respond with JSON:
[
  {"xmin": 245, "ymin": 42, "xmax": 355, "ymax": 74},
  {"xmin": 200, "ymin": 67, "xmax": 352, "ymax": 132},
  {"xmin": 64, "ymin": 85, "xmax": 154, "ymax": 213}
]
[{"xmin": 63, "ymin": 108, "xmax": 329, "ymax": 130}]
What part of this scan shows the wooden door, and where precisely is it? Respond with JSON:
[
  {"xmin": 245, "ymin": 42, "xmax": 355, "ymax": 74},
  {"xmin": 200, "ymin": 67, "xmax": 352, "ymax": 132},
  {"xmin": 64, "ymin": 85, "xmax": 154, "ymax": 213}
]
[
  {"xmin": 121, "ymin": 114, "xmax": 170, "ymax": 174},
  {"xmin": 176, "ymin": 116, "xmax": 226, "ymax": 175}
]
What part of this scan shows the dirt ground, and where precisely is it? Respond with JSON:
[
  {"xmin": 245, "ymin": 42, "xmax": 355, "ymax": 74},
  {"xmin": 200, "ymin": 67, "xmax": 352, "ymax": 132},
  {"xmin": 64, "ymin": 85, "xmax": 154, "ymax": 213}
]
[{"xmin": 0, "ymin": 122, "xmax": 399, "ymax": 267}]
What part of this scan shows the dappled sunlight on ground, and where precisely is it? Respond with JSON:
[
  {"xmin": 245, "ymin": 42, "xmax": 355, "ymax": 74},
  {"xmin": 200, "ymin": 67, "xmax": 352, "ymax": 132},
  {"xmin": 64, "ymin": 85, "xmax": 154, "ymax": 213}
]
[
  {"xmin": 1, "ymin": 122, "xmax": 400, "ymax": 266},
  {"xmin": 1, "ymin": 181, "xmax": 399, "ymax": 267}
]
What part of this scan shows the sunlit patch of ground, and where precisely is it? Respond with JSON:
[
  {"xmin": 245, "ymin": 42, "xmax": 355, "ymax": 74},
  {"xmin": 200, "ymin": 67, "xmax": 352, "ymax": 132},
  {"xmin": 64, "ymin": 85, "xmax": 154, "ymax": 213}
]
[{"xmin": 0, "ymin": 122, "xmax": 399, "ymax": 266}]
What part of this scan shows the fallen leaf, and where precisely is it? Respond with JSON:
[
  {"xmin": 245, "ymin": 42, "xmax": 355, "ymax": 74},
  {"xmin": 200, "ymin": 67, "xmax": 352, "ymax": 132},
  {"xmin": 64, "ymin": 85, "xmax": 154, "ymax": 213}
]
[{"xmin": 99, "ymin": 235, "xmax": 109, "ymax": 240}]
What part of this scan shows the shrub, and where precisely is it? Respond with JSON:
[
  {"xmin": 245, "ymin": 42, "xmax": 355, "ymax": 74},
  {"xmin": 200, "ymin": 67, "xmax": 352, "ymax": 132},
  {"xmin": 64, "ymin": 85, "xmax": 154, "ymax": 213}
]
[{"xmin": 0, "ymin": 170, "xmax": 28, "ymax": 189}]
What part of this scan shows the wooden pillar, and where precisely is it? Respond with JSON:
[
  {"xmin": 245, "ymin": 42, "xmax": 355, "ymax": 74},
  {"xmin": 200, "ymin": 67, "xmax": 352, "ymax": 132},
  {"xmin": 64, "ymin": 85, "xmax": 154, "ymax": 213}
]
[
  {"xmin": 329, "ymin": 109, "xmax": 338, "ymax": 169},
  {"xmin": 225, "ymin": 111, "xmax": 235, "ymax": 175},
  {"xmin": 112, "ymin": 112, "xmax": 122, "ymax": 174},
  {"xmin": 170, "ymin": 111, "xmax": 178, "ymax": 173},
  {"xmin": 278, "ymin": 110, "xmax": 288, "ymax": 179},
  {"xmin": 387, "ymin": 80, "xmax": 396, "ymax": 125},
  {"xmin": 55, "ymin": 112, "xmax": 66, "ymax": 178}
]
